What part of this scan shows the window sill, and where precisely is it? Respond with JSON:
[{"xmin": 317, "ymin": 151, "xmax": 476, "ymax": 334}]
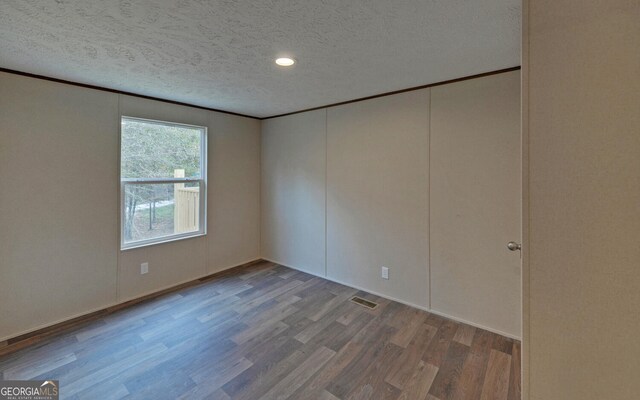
[{"xmin": 120, "ymin": 232, "xmax": 207, "ymax": 252}]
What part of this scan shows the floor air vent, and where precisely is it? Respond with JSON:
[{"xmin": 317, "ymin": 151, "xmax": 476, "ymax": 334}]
[{"xmin": 350, "ymin": 296, "xmax": 378, "ymax": 309}]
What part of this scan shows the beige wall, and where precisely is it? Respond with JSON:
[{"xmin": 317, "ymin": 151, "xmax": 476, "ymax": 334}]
[
  {"xmin": 525, "ymin": 1, "xmax": 640, "ymax": 399},
  {"xmin": 207, "ymin": 111, "xmax": 261, "ymax": 274},
  {"xmin": 430, "ymin": 71, "xmax": 521, "ymax": 337},
  {"xmin": 0, "ymin": 73, "xmax": 119, "ymax": 341},
  {"xmin": 261, "ymin": 110, "xmax": 327, "ymax": 276},
  {"xmin": 326, "ymin": 90, "xmax": 431, "ymax": 308},
  {"xmin": 0, "ymin": 72, "xmax": 261, "ymax": 340},
  {"xmin": 261, "ymin": 72, "xmax": 521, "ymax": 336}
]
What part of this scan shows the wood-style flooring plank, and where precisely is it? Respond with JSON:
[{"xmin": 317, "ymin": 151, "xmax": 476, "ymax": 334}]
[
  {"xmin": 453, "ymin": 325, "xmax": 476, "ymax": 347},
  {"xmin": 257, "ymin": 346, "xmax": 335, "ymax": 400},
  {"xmin": 316, "ymin": 390, "xmax": 341, "ymax": 400},
  {"xmin": 386, "ymin": 323, "xmax": 438, "ymax": 390},
  {"xmin": 508, "ymin": 341, "xmax": 521, "ymax": 400},
  {"xmin": 220, "ymin": 338, "xmax": 303, "ymax": 399},
  {"xmin": 291, "ymin": 340, "xmax": 364, "ymax": 399},
  {"xmin": 397, "ymin": 361, "xmax": 439, "ymax": 400},
  {"xmin": 428, "ymin": 341, "xmax": 470, "ymax": 399},
  {"xmin": 451, "ymin": 351, "xmax": 489, "ymax": 400},
  {"xmin": 479, "ymin": 350, "xmax": 512, "ymax": 400},
  {"xmin": 390, "ymin": 308, "xmax": 428, "ymax": 348},
  {"xmin": 180, "ymin": 358, "xmax": 253, "ymax": 399},
  {"xmin": 423, "ymin": 319, "xmax": 459, "ymax": 367}
]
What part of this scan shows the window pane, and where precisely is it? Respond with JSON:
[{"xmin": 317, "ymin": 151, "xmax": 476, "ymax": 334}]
[
  {"xmin": 121, "ymin": 118, "xmax": 202, "ymax": 179},
  {"xmin": 123, "ymin": 182, "xmax": 201, "ymax": 244}
]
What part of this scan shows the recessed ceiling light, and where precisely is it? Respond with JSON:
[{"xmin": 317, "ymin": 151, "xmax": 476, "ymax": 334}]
[{"xmin": 275, "ymin": 57, "xmax": 295, "ymax": 67}]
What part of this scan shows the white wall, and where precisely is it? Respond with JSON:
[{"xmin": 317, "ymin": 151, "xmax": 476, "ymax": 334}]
[
  {"xmin": 261, "ymin": 110, "xmax": 327, "ymax": 276},
  {"xmin": 524, "ymin": 1, "xmax": 640, "ymax": 399},
  {"xmin": 261, "ymin": 72, "xmax": 522, "ymax": 337},
  {"xmin": 0, "ymin": 72, "xmax": 261, "ymax": 341}
]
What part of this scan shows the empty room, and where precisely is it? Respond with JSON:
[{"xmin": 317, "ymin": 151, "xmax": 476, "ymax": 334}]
[{"xmin": 0, "ymin": 1, "xmax": 637, "ymax": 400}]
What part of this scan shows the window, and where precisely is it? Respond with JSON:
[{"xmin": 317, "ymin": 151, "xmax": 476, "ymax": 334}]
[{"xmin": 120, "ymin": 117, "xmax": 206, "ymax": 249}]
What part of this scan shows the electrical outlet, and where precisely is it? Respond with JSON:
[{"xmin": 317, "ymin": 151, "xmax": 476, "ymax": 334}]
[
  {"xmin": 141, "ymin": 262, "xmax": 149, "ymax": 275},
  {"xmin": 381, "ymin": 266, "xmax": 389, "ymax": 280}
]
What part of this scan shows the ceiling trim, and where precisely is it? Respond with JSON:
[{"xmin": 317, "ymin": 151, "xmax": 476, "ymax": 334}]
[
  {"xmin": 262, "ymin": 66, "xmax": 521, "ymax": 120},
  {"xmin": 0, "ymin": 66, "xmax": 520, "ymax": 120},
  {"xmin": 0, "ymin": 67, "xmax": 261, "ymax": 120}
]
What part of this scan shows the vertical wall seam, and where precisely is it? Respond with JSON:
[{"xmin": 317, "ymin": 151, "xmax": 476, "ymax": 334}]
[
  {"xmin": 204, "ymin": 113, "xmax": 211, "ymax": 275},
  {"xmin": 324, "ymin": 108, "xmax": 328, "ymax": 277},
  {"xmin": 116, "ymin": 94, "xmax": 121, "ymax": 303},
  {"xmin": 523, "ymin": 0, "xmax": 531, "ymax": 396},
  {"xmin": 258, "ymin": 119, "xmax": 263, "ymax": 260},
  {"xmin": 427, "ymin": 89, "xmax": 432, "ymax": 310}
]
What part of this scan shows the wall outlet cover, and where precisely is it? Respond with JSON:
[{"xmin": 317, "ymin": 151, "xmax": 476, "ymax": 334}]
[
  {"xmin": 141, "ymin": 262, "xmax": 149, "ymax": 275},
  {"xmin": 381, "ymin": 266, "xmax": 389, "ymax": 279}
]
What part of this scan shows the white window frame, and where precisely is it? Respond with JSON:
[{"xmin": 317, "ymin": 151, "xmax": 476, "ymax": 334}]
[{"xmin": 120, "ymin": 116, "xmax": 207, "ymax": 250}]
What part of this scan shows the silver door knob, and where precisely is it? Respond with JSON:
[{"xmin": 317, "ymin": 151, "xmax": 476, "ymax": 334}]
[{"xmin": 507, "ymin": 241, "xmax": 521, "ymax": 251}]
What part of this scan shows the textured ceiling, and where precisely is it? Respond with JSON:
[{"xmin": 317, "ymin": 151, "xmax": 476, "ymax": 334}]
[{"xmin": 0, "ymin": 0, "xmax": 520, "ymax": 118}]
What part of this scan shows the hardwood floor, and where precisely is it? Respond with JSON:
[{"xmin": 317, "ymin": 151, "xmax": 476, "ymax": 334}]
[{"xmin": 0, "ymin": 261, "xmax": 520, "ymax": 400}]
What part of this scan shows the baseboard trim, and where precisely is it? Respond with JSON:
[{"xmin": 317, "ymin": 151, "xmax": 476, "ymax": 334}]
[
  {"xmin": 262, "ymin": 257, "xmax": 521, "ymax": 341},
  {"xmin": 0, "ymin": 258, "xmax": 263, "ymax": 356}
]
